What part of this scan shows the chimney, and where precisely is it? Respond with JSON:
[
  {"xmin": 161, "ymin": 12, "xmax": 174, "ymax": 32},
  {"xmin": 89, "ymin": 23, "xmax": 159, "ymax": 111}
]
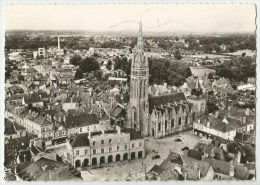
[
  {"xmin": 206, "ymin": 121, "xmax": 210, "ymax": 127},
  {"xmin": 184, "ymin": 170, "xmax": 187, "ymax": 180},
  {"xmin": 116, "ymin": 125, "xmax": 121, "ymax": 134},
  {"xmin": 63, "ymin": 116, "xmax": 66, "ymax": 123},
  {"xmin": 49, "ymin": 169, "xmax": 53, "ymax": 180},
  {"xmin": 230, "ymin": 165, "xmax": 235, "ymax": 176},
  {"xmin": 245, "ymin": 108, "xmax": 250, "ymax": 116},
  {"xmin": 215, "ymin": 111, "xmax": 219, "ymax": 119},
  {"xmin": 242, "ymin": 117, "xmax": 246, "ymax": 125},
  {"xmin": 194, "ymin": 162, "xmax": 198, "ymax": 171}
]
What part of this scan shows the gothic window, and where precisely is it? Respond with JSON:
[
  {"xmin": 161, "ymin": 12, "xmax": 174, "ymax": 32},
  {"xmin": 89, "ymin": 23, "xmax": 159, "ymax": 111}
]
[
  {"xmin": 171, "ymin": 119, "xmax": 175, "ymax": 128},
  {"xmin": 193, "ymin": 112, "xmax": 196, "ymax": 122},
  {"xmin": 142, "ymin": 80, "xmax": 146, "ymax": 99},
  {"xmin": 185, "ymin": 116, "xmax": 188, "ymax": 125},
  {"xmin": 158, "ymin": 123, "xmax": 161, "ymax": 131},
  {"xmin": 179, "ymin": 117, "xmax": 182, "ymax": 126},
  {"xmin": 132, "ymin": 107, "xmax": 137, "ymax": 122},
  {"xmin": 136, "ymin": 80, "xmax": 138, "ymax": 98},
  {"xmin": 165, "ymin": 121, "xmax": 168, "ymax": 131}
]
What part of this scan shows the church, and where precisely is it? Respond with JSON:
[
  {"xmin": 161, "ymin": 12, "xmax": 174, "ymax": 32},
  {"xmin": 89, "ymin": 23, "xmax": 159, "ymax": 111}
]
[{"xmin": 127, "ymin": 21, "xmax": 206, "ymax": 138}]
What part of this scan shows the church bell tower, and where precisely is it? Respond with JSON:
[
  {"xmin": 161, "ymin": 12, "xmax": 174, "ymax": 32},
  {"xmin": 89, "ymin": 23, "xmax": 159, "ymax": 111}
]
[{"xmin": 128, "ymin": 21, "xmax": 149, "ymax": 136}]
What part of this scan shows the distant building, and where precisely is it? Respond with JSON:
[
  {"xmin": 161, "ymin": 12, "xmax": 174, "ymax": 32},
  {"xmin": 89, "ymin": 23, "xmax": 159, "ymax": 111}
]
[{"xmin": 37, "ymin": 48, "xmax": 45, "ymax": 58}]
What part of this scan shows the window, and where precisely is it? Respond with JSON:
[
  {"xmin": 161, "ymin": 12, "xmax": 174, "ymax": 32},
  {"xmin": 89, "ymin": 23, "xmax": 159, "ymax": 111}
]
[
  {"xmin": 132, "ymin": 143, "xmax": 135, "ymax": 148},
  {"xmin": 109, "ymin": 139, "xmax": 112, "ymax": 144},
  {"xmin": 165, "ymin": 121, "xmax": 167, "ymax": 130},
  {"xmin": 179, "ymin": 117, "xmax": 182, "ymax": 126},
  {"xmin": 62, "ymin": 131, "xmax": 66, "ymax": 136},
  {"xmin": 94, "ymin": 126, "xmax": 96, "ymax": 130},
  {"xmin": 58, "ymin": 127, "xmax": 62, "ymax": 131},
  {"xmin": 134, "ymin": 111, "xmax": 137, "ymax": 121},
  {"xmin": 93, "ymin": 149, "xmax": 96, "ymax": 154},
  {"xmin": 85, "ymin": 150, "xmax": 88, "ymax": 155},
  {"xmin": 158, "ymin": 123, "xmax": 161, "ymax": 132},
  {"xmin": 139, "ymin": 142, "xmax": 142, "ymax": 147},
  {"xmin": 109, "ymin": 147, "xmax": 112, "ymax": 152},
  {"xmin": 76, "ymin": 150, "xmax": 79, "ymax": 156},
  {"xmin": 93, "ymin": 142, "xmax": 96, "ymax": 146},
  {"xmin": 171, "ymin": 119, "xmax": 175, "ymax": 128},
  {"xmin": 117, "ymin": 146, "xmax": 119, "ymax": 151},
  {"xmin": 101, "ymin": 140, "xmax": 104, "ymax": 145},
  {"xmin": 124, "ymin": 145, "xmax": 127, "ymax": 150},
  {"xmin": 87, "ymin": 127, "xmax": 89, "ymax": 131},
  {"xmin": 101, "ymin": 148, "xmax": 104, "ymax": 153},
  {"xmin": 79, "ymin": 128, "xmax": 82, "ymax": 132}
]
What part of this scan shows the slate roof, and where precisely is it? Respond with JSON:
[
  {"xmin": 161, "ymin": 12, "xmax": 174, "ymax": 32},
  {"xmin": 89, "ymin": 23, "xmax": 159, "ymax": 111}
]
[
  {"xmin": 204, "ymin": 158, "xmax": 231, "ymax": 175},
  {"xmin": 149, "ymin": 92, "xmax": 187, "ymax": 113},
  {"xmin": 66, "ymin": 113, "xmax": 99, "ymax": 128},
  {"xmin": 23, "ymin": 92, "xmax": 49, "ymax": 104},
  {"xmin": 187, "ymin": 149, "xmax": 203, "ymax": 161},
  {"xmin": 212, "ymin": 121, "xmax": 235, "ymax": 132},
  {"xmin": 108, "ymin": 105, "xmax": 126, "ymax": 117},
  {"xmin": 184, "ymin": 157, "xmax": 211, "ymax": 180},
  {"xmin": 150, "ymin": 164, "xmax": 165, "ymax": 174},
  {"xmin": 234, "ymin": 165, "xmax": 250, "ymax": 180},
  {"xmin": 234, "ymin": 133, "xmax": 251, "ymax": 142},
  {"xmin": 70, "ymin": 133, "xmax": 90, "ymax": 147},
  {"xmin": 122, "ymin": 128, "xmax": 144, "ymax": 140},
  {"xmin": 18, "ymin": 157, "xmax": 66, "ymax": 180},
  {"xmin": 5, "ymin": 119, "xmax": 16, "ymax": 135}
]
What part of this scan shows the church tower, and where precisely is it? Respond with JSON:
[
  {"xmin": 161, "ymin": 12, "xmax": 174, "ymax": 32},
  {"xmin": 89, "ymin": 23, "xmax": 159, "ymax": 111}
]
[{"xmin": 128, "ymin": 21, "xmax": 149, "ymax": 136}]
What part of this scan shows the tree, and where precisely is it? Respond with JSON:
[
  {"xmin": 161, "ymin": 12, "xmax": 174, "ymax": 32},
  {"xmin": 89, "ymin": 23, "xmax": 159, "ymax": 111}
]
[
  {"xmin": 70, "ymin": 55, "xmax": 82, "ymax": 66},
  {"xmin": 79, "ymin": 57, "xmax": 100, "ymax": 73},
  {"xmin": 74, "ymin": 69, "xmax": 83, "ymax": 80},
  {"xmin": 185, "ymin": 67, "xmax": 192, "ymax": 78},
  {"xmin": 207, "ymin": 102, "xmax": 219, "ymax": 114},
  {"xmin": 208, "ymin": 72, "xmax": 214, "ymax": 79},
  {"xmin": 174, "ymin": 49, "xmax": 182, "ymax": 60},
  {"xmin": 107, "ymin": 60, "xmax": 112, "ymax": 70}
]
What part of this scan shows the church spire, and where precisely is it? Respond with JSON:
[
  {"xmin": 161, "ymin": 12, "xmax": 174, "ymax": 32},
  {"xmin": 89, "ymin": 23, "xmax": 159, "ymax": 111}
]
[
  {"xmin": 137, "ymin": 20, "xmax": 143, "ymax": 50},
  {"xmin": 58, "ymin": 35, "xmax": 60, "ymax": 50}
]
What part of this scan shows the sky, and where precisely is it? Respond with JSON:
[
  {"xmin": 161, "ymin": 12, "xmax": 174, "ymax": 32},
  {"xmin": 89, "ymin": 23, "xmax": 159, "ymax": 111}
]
[{"xmin": 5, "ymin": 4, "xmax": 256, "ymax": 33}]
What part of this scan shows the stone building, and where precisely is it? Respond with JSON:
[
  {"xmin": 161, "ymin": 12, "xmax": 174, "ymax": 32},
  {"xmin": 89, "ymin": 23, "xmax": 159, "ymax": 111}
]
[
  {"xmin": 127, "ymin": 21, "xmax": 206, "ymax": 138},
  {"xmin": 68, "ymin": 126, "xmax": 145, "ymax": 168}
]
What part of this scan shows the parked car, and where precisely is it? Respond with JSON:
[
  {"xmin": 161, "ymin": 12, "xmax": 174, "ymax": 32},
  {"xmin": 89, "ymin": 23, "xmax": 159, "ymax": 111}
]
[
  {"xmin": 181, "ymin": 147, "xmax": 189, "ymax": 151},
  {"xmin": 152, "ymin": 154, "xmax": 161, "ymax": 160}
]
